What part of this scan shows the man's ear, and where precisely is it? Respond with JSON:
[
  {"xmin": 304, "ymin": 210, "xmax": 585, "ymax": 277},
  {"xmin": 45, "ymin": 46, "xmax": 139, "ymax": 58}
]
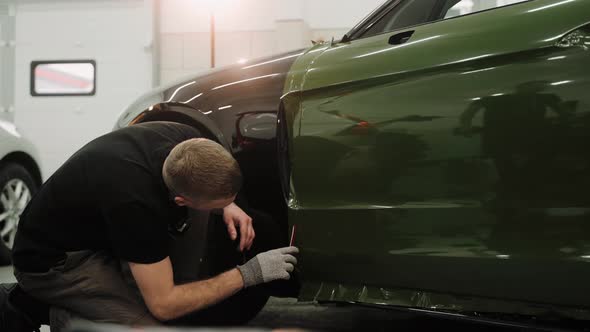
[{"xmin": 174, "ymin": 196, "xmax": 187, "ymax": 206}]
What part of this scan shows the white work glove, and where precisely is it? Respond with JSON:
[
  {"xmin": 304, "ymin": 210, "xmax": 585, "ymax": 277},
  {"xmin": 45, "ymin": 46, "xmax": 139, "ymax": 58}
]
[{"xmin": 237, "ymin": 246, "xmax": 299, "ymax": 288}]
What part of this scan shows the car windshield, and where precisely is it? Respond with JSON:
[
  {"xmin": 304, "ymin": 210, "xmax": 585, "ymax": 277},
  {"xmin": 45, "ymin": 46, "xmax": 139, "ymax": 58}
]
[{"xmin": 350, "ymin": 0, "xmax": 530, "ymax": 41}]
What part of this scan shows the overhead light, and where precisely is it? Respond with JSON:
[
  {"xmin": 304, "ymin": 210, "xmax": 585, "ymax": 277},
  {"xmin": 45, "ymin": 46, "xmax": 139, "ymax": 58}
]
[
  {"xmin": 212, "ymin": 74, "xmax": 279, "ymax": 90},
  {"xmin": 166, "ymin": 81, "xmax": 196, "ymax": 102},
  {"xmin": 199, "ymin": 0, "xmax": 233, "ymax": 12},
  {"xmin": 182, "ymin": 92, "xmax": 203, "ymax": 104},
  {"xmin": 551, "ymin": 80, "xmax": 572, "ymax": 86},
  {"xmin": 242, "ymin": 53, "xmax": 303, "ymax": 70},
  {"xmin": 547, "ymin": 56, "xmax": 566, "ymax": 61},
  {"xmin": 527, "ymin": 0, "xmax": 575, "ymax": 13},
  {"xmin": 460, "ymin": 67, "xmax": 496, "ymax": 75}
]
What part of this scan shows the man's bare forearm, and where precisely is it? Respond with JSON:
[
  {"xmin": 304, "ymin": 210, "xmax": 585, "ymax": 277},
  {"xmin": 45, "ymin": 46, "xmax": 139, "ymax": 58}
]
[
  {"xmin": 131, "ymin": 247, "xmax": 297, "ymax": 322},
  {"xmin": 160, "ymin": 268, "xmax": 244, "ymax": 321}
]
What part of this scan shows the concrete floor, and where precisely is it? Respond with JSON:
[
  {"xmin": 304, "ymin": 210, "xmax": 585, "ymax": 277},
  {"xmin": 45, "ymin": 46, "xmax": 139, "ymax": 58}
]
[
  {"xmin": 1, "ymin": 265, "xmax": 537, "ymax": 332},
  {"xmin": 0, "ymin": 265, "xmax": 15, "ymax": 283}
]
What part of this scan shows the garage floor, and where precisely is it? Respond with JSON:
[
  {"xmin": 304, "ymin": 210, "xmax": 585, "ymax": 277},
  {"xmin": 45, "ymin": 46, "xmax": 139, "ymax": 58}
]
[{"xmin": 0, "ymin": 265, "xmax": 541, "ymax": 332}]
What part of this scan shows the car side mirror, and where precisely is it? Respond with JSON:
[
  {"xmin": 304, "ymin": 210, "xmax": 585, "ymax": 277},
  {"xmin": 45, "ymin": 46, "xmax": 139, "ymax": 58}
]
[{"xmin": 238, "ymin": 113, "xmax": 277, "ymax": 141}]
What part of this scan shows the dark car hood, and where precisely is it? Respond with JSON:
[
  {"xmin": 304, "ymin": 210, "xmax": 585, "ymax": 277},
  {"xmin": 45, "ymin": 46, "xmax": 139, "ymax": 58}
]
[{"xmin": 115, "ymin": 48, "xmax": 307, "ymax": 129}]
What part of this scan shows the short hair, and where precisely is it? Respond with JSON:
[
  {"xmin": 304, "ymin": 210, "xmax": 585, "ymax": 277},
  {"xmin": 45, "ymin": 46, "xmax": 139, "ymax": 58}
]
[{"xmin": 163, "ymin": 138, "xmax": 242, "ymax": 200}]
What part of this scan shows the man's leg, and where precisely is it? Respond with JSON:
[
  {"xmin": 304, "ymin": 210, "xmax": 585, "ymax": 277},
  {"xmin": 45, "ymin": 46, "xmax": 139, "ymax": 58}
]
[
  {"xmin": 0, "ymin": 283, "xmax": 46, "ymax": 331},
  {"xmin": 168, "ymin": 209, "xmax": 211, "ymax": 284},
  {"xmin": 8, "ymin": 284, "xmax": 49, "ymax": 325},
  {"xmin": 15, "ymin": 251, "xmax": 160, "ymax": 332}
]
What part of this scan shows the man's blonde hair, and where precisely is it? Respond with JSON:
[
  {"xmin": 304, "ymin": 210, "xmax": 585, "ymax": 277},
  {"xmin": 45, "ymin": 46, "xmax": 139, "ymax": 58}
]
[{"xmin": 163, "ymin": 138, "xmax": 242, "ymax": 200}]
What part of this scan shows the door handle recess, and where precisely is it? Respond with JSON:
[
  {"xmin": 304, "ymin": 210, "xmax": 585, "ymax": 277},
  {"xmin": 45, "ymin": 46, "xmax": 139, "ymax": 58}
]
[{"xmin": 389, "ymin": 30, "xmax": 415, "ymax": 45}]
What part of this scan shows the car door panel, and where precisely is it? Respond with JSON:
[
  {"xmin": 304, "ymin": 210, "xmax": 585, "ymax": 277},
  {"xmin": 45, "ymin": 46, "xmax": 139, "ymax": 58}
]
[{"xmin": 285, "ymin": 0, "xmax": 590, "ymax": 311}]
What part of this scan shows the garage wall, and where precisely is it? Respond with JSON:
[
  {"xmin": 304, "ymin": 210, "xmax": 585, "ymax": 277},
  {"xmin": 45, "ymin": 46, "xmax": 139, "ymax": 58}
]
[
  {"xmin": 0, "ymin": 0, "xmax": 15, "ymax": 123},
  {"xmin": 14, "ymin": 0, "xmax": 155, "ymax": 178},
  {"xmin": 160, "ymin": 0, "xmax": 385, "ymax": 84}
]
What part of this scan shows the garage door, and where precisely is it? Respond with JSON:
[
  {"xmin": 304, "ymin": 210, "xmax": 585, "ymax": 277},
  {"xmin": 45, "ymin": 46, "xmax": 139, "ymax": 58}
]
[{"xmin": 14, "ymin": 0, "xmax": 155, "ymax": 178}]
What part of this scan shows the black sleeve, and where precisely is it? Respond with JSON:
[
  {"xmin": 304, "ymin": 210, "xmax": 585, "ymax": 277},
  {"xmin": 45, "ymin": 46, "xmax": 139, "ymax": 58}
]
[{"xmin": 103, "ymin": 202, "xmax": 170, "ymax": 264}]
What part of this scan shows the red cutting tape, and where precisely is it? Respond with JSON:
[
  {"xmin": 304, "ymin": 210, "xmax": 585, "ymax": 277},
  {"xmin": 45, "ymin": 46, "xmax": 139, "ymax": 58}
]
[{"xmin": 289, "ymin": 224, "xmax": 296, "ymax": 246}]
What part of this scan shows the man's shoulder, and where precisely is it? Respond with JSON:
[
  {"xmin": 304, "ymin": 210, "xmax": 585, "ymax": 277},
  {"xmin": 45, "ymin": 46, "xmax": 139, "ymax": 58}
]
[
  {"xmin": 84, "ymin": 121, "xmax": 201, "ymax": 165},
  {"xmin": 127, "ymin": 121, "xmax": 201, "ymax": 138}
]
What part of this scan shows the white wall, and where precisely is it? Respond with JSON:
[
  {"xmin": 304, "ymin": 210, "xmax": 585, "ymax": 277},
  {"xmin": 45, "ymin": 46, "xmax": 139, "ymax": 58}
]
[
  {"xmin": 15, "ymin": 0, "xmax": 155, "ymax": 178},
  {"xmin": 0, "ymin": 1, "xmax": 16, "ymax": 123},
  {"xmin": 159, "ymin": 0, "xmax": 386, "ymax": 84},
  {"xmin": 303, "ymin": 0, "xmax": 385, "ymax": 29}
]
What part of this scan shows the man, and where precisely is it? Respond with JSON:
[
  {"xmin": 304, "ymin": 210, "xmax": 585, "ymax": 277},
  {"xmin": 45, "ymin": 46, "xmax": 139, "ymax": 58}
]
[{"xmin": 1, "ymin": 121, "xmax": 298, "ymax": 331}]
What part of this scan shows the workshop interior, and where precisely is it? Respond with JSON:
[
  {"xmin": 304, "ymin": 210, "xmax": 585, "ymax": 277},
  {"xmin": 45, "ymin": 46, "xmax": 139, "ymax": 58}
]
[{"xmin": 0, "ymin": 0, "xmax": 589, "ymax": 331}]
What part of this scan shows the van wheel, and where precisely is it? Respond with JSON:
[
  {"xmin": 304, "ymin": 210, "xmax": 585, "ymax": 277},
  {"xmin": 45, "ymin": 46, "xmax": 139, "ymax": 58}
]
[{"xmin": 0, "ymin": 163, "xmax": 37, "ymax": 265}]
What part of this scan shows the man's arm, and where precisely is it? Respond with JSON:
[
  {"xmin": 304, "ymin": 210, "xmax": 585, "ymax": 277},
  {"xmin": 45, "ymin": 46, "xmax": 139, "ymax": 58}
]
[
  {"xmin": 129, "ymin": 246, "xmax": 299, "ymax": 322},
  {"xmin": 129, "ymin": 257, "xmax": 243, "ymax": 321},
  {"xmin": 222, "ymin": 202, "xmax": 255, "ymax": 251}
]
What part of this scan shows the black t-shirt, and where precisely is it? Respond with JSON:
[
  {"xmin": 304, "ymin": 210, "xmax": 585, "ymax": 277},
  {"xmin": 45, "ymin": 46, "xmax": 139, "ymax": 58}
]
[{"xmin": 13, "ymin": 121, "xmax": 201, "ymax": 273}]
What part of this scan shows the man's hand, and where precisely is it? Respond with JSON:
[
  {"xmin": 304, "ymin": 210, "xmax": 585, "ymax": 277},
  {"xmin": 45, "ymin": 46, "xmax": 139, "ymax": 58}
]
[
  {"xmin": 223, "ymin": 202, "xmax": 255, "ymax": 251},
  {"xmin": 237, "ymin": 246, "xmax": 299, "ymax": 288}
]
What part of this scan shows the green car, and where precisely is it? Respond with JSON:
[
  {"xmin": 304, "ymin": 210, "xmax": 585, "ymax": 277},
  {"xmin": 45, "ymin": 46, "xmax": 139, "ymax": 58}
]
[{"xmin": 117, "ymin": 0, "xmax": 590, "ymax": 328}]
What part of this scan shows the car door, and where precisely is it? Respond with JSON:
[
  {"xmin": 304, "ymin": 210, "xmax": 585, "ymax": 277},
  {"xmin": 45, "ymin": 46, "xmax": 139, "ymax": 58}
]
[{"xmin": 286, "ymin": 0, "xmax": 590, "ymax": 308}]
